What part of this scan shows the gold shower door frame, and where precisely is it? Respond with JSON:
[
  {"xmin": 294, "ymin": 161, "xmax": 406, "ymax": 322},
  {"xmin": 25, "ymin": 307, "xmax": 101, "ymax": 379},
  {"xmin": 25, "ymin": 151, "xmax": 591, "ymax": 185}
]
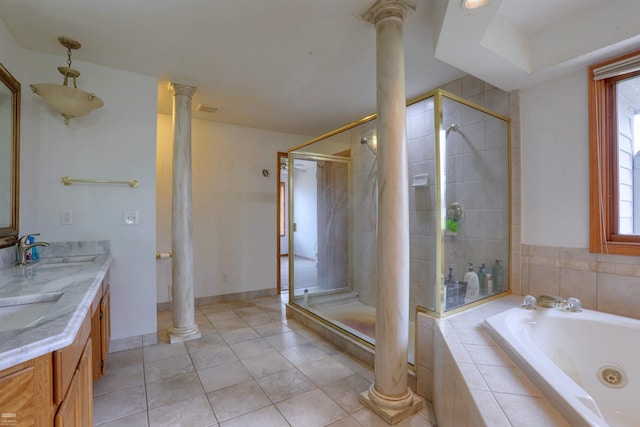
[{"xmin": 287, "ymin": 151, "xmax": 352, "ymax": 304}]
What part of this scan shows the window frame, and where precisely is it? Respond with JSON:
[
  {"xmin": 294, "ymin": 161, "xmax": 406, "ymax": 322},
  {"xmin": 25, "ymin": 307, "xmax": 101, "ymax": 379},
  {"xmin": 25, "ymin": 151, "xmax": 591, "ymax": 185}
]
[{"xmin": 589, "ymin": 49, "xmax": 640, "ymax": 255}]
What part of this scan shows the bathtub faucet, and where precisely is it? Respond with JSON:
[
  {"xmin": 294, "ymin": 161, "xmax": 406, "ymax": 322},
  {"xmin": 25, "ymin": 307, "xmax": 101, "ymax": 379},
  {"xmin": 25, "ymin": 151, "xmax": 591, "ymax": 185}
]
[{"xmin": 535, "ymin": 295, "xmax": 566, "ymax": 308}]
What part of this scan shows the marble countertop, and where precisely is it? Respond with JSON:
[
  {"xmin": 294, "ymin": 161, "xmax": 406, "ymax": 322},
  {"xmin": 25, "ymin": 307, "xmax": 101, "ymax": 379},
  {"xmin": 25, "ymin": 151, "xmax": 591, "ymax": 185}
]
[{"xmin": 0, "ymin": 253, "xmax": 113, "ymax": 371}]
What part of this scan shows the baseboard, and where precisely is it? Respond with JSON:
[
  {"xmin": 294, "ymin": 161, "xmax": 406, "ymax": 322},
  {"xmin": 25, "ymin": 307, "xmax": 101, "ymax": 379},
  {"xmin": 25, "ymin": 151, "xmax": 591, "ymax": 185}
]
[
  {"xmin": 156, "ymin": 287, "xmax": 277, "ymax": 312},
  {"xmin": 109, "ymin": 332, "xmax": 158, "ymax": 353}
]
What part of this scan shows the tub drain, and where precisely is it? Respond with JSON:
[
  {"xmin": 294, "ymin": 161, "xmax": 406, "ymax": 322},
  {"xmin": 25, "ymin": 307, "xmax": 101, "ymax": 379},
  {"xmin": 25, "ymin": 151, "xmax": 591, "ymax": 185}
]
[{"xmin": 598, "ymin": 365, "xmax": 627, "ymax": 388}]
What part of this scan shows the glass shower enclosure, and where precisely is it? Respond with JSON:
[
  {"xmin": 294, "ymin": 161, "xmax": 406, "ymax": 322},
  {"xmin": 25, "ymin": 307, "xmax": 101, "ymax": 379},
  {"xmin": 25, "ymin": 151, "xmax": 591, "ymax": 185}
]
[{"xmin": 287, "ymin": 89, "xmax": 511, "ymax": 365}]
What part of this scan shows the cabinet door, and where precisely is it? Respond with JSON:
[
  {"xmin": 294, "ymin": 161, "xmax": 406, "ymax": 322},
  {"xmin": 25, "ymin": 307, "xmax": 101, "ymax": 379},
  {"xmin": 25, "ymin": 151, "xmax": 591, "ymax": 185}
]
[
  {"xmin": 100, "ymin": 285, "xmax": 111, "ymax": 375},
  {"xmin": 0, "ymin": 354, "xmax": 53, "ymax": 427},
  {"xmin": 55, "ymin": 339, "xmax": 92, "ymax": 427},
  {"xmin": 90, "ymin": 283, "xmax": 111, "ymax": 381},
  {"xmin": 0, "ymin": 366, "xmax": 36, "ymax": 426},
  {"xmin": 78, "ymin": 339, "xmax": 93, "ymax": 427},
  {"xmin": 54, "ymin": 368, "xmax": 79, "ymax": 427},
  {"xmin": 90, "ymin": 303, "xmax": 102, "ymax": 381}
]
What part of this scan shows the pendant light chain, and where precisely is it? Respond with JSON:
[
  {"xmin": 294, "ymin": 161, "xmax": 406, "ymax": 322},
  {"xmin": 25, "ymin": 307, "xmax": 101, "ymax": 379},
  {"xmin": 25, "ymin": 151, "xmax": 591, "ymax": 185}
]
[{"xmin": 67, "ymin": 45, "xmax": 73, "ymax": 68}]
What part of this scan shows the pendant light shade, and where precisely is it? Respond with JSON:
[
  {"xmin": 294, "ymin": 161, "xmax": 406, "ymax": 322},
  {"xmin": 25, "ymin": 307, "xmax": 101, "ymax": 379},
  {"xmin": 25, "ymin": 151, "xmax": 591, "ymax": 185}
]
[{"xmin": 30, "ymin": 37, "xmax": 103, "ymax": 125}]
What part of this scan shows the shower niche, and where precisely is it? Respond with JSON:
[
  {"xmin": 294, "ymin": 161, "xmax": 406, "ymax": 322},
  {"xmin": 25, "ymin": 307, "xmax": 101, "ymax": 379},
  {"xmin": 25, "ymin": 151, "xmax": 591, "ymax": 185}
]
[{"xmin": 287, "ymin": 89, "xmax": 511, "ymax": 365}]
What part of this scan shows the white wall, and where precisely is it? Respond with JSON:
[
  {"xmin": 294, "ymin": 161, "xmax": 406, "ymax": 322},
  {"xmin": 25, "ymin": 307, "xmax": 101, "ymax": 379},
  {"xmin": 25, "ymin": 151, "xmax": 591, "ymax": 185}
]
[
  {"xmin": 0, "ymin": 21, "xmax": 159, "ymax": 341},
  {"xmin": 156, "ymin": 114, "xmax": 309, "ymax": 302},
  {"xmin": 521, "ymin": 69, "xmax": 590, "ymax": 248}
]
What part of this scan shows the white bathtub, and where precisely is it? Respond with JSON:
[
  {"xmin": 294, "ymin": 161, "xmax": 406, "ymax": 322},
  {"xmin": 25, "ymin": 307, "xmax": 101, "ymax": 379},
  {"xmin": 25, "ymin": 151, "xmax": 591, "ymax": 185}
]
[{"xmin": 485, "ymin": 306, "xmax": 639, "ymax": 427}]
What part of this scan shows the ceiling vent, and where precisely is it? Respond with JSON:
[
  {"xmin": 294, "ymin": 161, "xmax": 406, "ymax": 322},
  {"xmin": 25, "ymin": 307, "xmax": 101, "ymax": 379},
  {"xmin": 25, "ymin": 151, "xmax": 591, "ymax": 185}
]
[{"xmin": 196, "ymin": 104, "xmax": 219, "ymax": 113}]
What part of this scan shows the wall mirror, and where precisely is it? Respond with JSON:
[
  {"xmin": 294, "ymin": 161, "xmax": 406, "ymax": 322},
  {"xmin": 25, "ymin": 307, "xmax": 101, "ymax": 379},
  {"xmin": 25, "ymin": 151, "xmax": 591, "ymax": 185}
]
[{"xmin": 0, "ymin": 62, "xmax": 20, "ymax": 249}]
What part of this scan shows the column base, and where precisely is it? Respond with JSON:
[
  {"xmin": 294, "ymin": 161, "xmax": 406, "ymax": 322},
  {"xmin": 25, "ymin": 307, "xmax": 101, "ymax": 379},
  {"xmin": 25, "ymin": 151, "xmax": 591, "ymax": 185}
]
[
  {"xmin": 168, "ymin": 324, "xmax": 201, "ymax": 343},
  {"xmin": 359, "ymin": 385, "xmax": 424, "ymax": 425}
]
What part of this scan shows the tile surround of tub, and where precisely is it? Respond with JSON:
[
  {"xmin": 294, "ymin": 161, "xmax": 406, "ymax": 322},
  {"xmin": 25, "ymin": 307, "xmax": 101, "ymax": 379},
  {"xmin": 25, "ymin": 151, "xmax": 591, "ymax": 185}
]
[
  {"xmin": 523, "ymin": 243, "xmax": 640, "ymax": 319},
  {"xmin": 419, "ymin": 295, "xmax": 571, "ymax": 427}
]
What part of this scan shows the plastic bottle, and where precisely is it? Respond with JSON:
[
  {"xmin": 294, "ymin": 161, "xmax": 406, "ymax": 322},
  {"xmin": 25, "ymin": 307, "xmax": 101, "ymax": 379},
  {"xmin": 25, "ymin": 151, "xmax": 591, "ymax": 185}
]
[
  {"xmin": 485, "ymin": 273, "xmax": 493, "ymax": 294},
  {"xmin": 444, "ymin": 267, "xmax": 458, "ymax": 309},
  {"xmin": 25, "ymin": 236, "xmax": 34, "ymax": 261},
  {"xmin": 28, "ymin": 235, "xmax": 40, "ymax": 261},
  {"xmin": 303, "ymin": 289, "xmax": 309, "ymax": 309},
  {"xmin": 464, "ymin": 263, "xmax": 479, "ymax": 300},
  {"xmin": 477, "ymin": 263, "xmax": 487, "ymax": 295},
  {"xmin": 492, "ymin": 260, "xmax": 504, "ymax": 292}
]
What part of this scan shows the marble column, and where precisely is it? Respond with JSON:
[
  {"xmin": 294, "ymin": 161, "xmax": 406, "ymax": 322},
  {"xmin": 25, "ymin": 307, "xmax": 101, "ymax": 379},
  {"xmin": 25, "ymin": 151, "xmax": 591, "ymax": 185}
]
[
  {"xmin": 359, "ymin": 0, "xmax": 423, "ymax": 424},
  {"xmin": 168, "ymin": 80, "xmax": 201, "ymax": 343}
]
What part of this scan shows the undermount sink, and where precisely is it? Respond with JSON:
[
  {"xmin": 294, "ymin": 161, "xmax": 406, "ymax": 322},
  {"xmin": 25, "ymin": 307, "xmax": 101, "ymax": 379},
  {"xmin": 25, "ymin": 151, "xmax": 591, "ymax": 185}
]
[
  {"xmin": 0, "ymin": 292, "xmax": 63, "ymax": 332},
  {"xmin": 34, "ymin": 255, "xmax": 97, "ymax": 269}
]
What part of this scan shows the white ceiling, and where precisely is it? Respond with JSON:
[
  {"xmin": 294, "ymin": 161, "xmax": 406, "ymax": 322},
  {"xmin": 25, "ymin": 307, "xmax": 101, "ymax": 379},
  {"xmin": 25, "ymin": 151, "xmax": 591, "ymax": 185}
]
[{"xmin": 0, "ymin": 0, "xmax": 638, "ymax": 136}]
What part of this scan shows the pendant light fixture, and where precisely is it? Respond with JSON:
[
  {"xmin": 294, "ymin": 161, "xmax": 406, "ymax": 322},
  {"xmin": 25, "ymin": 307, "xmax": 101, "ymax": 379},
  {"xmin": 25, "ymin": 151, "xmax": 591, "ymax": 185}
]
[
  {"xmin": 461, "ymin": 0, "xmax": 490, "ymax": 10},
  {"xmin": 30, "ymin": 36, "xmax": 103, "ymax": 125}
]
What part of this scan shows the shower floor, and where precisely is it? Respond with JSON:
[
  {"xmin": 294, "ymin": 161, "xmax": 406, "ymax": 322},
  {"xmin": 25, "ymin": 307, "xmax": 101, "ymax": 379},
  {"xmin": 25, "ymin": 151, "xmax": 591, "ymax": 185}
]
[{"xmin": 313, "ymin": 301, "xmax": 416, "ymax": 365}]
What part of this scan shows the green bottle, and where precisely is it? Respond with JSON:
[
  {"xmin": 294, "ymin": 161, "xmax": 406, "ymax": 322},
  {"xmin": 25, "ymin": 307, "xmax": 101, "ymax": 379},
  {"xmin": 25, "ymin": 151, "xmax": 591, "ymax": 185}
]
[{"xmin": 477, "ymin": 263, "xmax": 487, "ymax": 295}]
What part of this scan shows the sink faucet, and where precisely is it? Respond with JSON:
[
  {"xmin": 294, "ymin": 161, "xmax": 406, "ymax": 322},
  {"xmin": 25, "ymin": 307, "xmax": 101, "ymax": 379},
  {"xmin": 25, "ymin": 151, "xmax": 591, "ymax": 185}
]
[
  {"xmin": 16, "ymin": 234, "xmax": 49, "ymax": 265},
  {"xmin": 535, "ymin": 294, "xmax": 566, "ymax": 308}
]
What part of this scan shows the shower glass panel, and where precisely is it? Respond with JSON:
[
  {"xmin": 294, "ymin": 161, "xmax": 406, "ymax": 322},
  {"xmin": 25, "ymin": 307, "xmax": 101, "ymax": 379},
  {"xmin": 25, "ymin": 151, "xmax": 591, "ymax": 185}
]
[
  {"xmin": 287, "ymin": 88, "xmax": 510, "ymax": 367},
  {"xmin": 407, "ymin": 96, "xmax": 439, "ymax": 323},
  {"xmin": 289, "ymin": 152, "xmax": 351, "ymax": 299},
  {"xmin": 289, "ymin": 119, "xmax": 378, "ymax": 348},
  {"xmin": 439, "ymin": 92, "xmax": 510, "ymax": 312}
]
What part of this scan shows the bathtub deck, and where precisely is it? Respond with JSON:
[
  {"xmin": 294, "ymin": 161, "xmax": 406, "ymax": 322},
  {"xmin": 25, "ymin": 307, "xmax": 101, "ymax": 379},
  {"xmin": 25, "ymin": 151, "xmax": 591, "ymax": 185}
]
[{"xmin": 423, "ymin": 295, "xmax": 573, "ymax": 427}]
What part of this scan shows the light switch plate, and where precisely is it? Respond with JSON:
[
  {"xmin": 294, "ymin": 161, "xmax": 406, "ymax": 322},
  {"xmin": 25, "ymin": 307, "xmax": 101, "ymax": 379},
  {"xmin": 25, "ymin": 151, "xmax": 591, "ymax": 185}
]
[{"xmin": 122, "ymin": 210, "xmax": 139, "ymax": 225}]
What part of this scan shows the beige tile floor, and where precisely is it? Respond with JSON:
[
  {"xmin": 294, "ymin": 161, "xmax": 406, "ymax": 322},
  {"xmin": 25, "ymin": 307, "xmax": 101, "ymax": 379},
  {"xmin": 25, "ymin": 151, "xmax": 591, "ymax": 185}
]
[{"xmin": 93, "ymin": 294, "xmax": 436, "ymax": 427}]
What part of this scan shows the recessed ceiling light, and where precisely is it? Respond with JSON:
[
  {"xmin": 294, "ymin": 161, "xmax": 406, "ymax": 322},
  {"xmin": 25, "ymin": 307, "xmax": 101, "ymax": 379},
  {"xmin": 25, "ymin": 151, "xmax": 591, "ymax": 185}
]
[{"xmin": 461, "ymin": 0, "xmax": 489, "ymax": 10}]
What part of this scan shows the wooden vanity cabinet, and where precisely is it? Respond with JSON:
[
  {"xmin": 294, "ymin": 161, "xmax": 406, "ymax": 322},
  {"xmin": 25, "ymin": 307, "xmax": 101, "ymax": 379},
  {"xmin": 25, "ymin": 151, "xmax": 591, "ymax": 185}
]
[
  {"xmin": 0, "ymin": 268, "xmax": 111, "ymax": 426},
  {"xmin": 0, "ymin": 308, "xmax": 94, "ymax": 427}
]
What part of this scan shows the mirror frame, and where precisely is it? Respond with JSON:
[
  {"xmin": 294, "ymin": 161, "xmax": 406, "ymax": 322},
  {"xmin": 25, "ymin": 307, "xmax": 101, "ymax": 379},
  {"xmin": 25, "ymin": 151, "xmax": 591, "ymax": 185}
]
[{"xmin": 0, "ymin": 62, "xmax": 20, "ymax": 249}]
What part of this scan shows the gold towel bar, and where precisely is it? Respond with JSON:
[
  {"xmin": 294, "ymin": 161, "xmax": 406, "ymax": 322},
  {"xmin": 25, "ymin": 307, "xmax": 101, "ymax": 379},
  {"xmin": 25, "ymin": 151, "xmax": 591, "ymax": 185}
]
[
  {"xmin": 155, "ymin": 251, "xmax": 172, "ymax": 259},
  {"xmin": 61, "ymin": 176, "xmax": 139, "ymax": 188}
]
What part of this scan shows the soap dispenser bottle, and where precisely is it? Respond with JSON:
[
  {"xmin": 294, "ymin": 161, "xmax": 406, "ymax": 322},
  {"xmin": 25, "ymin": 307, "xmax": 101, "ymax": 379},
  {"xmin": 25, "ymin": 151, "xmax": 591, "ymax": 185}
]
[
  {"xmin": 444, "ymin": 267, "xmax": 458, "ymax": 309},
  {"xmin": 485, "ymin": 273, "xmax": 493, "ymax": 294},
  {"xmin": 464, "ymin": 263, "xmax": 479, "ymax": 299},
  {"xmin": 477, "ymin": 263, "xmax": 487, "ymax": 295},
  {"xmin": 28, "ymin": 235, "xmax": 40, "ymax": 261},
  {"xmin": 492, "ymin": 260, "xmax": 504, "ymax": 292}
]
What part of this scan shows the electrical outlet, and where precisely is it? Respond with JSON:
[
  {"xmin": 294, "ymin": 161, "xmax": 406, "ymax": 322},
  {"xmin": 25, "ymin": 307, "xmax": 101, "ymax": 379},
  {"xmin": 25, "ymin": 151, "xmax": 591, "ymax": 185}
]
[
  {"xmin": 122, "ymin": 210, "xmax": 139, "ymax": 225},
  {"xmin": 60, "ymin": 209, "xmax": 73, "ymax": 225},
  {"xmin": 222, "ymin": 273, "xmax": 230, "ymax": 283}
]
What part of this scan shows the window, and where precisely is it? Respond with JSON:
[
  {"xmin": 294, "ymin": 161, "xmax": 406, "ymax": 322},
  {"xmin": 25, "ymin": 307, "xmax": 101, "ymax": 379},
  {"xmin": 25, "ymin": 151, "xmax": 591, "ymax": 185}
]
[{"xmin": 590, "ymin": 49, "xmax": 640, "ymax": 255}]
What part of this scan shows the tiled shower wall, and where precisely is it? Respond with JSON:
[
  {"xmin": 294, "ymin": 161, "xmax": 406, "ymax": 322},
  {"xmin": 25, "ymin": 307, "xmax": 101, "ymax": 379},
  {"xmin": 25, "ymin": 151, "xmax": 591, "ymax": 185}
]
[
  {"xmin": 350, "ymin": 74, "xmax": 523, "ymax": 314},
  {"xmin": 407, "ymin": 75, "xmax": 519, "ymax": 316},
  {"xmin": 349, "ymin": 121, "xmax": 378, "ymax": 307},
  {"xmin": 407, "ymin": 97, "xmax": 437, "ymax": 313}
]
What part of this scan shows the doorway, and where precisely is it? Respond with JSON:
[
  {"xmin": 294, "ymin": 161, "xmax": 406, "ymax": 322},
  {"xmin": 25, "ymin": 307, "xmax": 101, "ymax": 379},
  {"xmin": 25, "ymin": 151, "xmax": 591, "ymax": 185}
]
[{"xmin": 276, "ymin": 152, "xmax": 288, "ymax": 297}]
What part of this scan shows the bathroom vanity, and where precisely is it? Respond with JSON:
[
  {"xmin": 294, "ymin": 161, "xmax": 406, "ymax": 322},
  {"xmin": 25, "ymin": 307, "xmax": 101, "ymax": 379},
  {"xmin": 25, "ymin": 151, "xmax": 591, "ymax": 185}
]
[{"xmin": 0, "ymin": 253, "xmax": 112, "ymax": 426}]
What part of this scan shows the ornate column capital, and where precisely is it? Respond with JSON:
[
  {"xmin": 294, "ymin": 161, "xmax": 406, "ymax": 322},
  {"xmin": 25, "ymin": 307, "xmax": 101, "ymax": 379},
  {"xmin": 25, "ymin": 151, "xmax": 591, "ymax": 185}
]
[
  {"xmin": 169, "ymin": 79, "xmax": 197, "ymax": 98},
  {"xmin": 362, "ymin": 0, "xmax": 416, "ymax": 24}
]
